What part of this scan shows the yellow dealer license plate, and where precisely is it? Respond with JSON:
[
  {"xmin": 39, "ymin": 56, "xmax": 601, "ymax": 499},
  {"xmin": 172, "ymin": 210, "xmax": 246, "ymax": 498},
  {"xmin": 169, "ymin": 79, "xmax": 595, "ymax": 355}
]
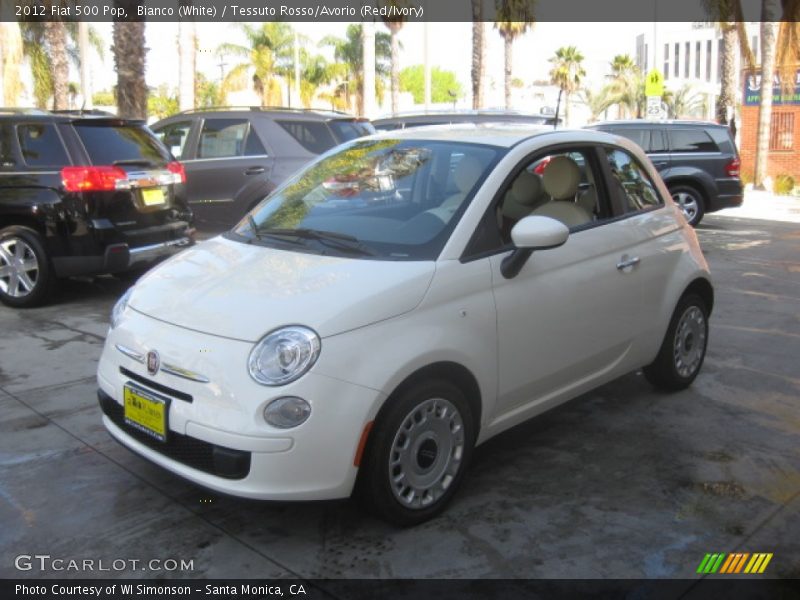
[
  {"xmin": 123, "ymin": 385, "xmax": 168, "ymax": 442},
  {"xmin": 141, "ymin": 188, "xmax": 166, "ymax": 206}
]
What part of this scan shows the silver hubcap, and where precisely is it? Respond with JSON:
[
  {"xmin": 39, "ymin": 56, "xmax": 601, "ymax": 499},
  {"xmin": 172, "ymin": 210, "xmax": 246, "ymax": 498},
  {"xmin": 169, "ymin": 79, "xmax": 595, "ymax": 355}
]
[
  {"xmin": 673, "ymin": 306, "xmax": 706, "ymax": 378},
  {"xmin": 673, "ymin": 191, "xmax": 699, "ymax": 222},
  {"xmin": 0, "ymin": 237, "xmax": 39, "ymax": 298},
  {"xmin": 389, "ymin": 397, "xmax": 465, "ymax": 509}
]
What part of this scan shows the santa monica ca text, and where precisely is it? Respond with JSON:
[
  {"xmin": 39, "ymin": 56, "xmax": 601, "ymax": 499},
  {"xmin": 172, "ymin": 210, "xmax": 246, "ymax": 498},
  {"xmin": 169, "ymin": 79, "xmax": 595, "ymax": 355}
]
[{"xmin": 16, "ymin": 583, "xmax": 306, "ymax": 596}]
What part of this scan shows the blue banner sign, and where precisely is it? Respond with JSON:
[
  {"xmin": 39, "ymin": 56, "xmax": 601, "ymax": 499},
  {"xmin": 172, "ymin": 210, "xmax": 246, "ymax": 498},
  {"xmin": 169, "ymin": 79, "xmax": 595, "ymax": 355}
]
[{"xmin": 743, "ymin": 70, "xmax": 800, "ymax": 106}]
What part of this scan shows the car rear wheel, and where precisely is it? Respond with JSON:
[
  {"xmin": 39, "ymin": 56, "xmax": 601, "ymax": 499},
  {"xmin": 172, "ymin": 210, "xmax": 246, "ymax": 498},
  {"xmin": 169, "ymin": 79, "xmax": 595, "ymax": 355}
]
[
  {"xmin": 643, "ymin": 293, "xmax": 708, "ymax": 391},
  {"xmin": 358, "ymin": 379, "xmax": 475, "ymax": 526},
  {"xmin": 670, "ymin": 185, "xmax": 705, "ymax": 227},
  {"xmin": 0, "ymin": 226, "xmax": 54, "ymax": 308}
]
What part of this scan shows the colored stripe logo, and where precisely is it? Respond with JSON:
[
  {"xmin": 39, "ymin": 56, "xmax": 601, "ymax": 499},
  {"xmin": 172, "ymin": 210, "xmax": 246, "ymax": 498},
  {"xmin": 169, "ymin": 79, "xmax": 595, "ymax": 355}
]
[{"xmin": 696, "ymin": 553, "xmax": 773, "ymax": 574}]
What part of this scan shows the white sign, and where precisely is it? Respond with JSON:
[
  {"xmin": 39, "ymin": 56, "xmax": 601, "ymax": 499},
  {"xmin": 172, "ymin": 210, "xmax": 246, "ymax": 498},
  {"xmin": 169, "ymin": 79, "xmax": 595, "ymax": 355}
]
[{"xmin": 646, "ymin": 96, "xmax": 666, "ymax": 120}]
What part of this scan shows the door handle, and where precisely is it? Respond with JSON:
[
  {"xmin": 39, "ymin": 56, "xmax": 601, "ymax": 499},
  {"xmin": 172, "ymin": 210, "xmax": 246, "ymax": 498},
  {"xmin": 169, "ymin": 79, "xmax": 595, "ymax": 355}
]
[
  {"xmin": 652, "ymin": 161, "xmax": 668, "ymax": 169},
  {"xmin": 617, "ymin": 256, "xmax": 641, "ymax": 270},
  {"xmin": 244, "ymin": 166, "xmax": 265, "ymax": 175}
]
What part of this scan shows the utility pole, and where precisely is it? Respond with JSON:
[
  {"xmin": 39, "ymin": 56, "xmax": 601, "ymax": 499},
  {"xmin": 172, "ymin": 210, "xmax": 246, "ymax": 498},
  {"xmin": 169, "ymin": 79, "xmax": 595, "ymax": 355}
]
[{"xmin": 362, "ymin": 19, "xmax": 376, "ymax": 117}]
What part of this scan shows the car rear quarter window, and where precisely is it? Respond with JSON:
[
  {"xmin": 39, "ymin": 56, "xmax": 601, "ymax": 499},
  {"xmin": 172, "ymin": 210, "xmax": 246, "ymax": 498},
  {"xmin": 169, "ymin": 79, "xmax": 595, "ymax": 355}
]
[
  {"xmin": 669, "ymin": 129, "xmax": 719, "ymax": 153},
  {"xmin": 327, "ymin": 119, "xmax": 376, "ymax": 143},
  {"xmin": 276, "ymin": 120, "xmax": 337, "ymax": 154},
  {"xmin": 153, "ymin": 120, "xmax": 192, "ymax": 159},
  {"xmin": 17, "ymin": 123, "xmax": 70, "ymax": 167},
  {"xmin": 74, "ymin": 122, "xmax": 170, "ymax": 165}
]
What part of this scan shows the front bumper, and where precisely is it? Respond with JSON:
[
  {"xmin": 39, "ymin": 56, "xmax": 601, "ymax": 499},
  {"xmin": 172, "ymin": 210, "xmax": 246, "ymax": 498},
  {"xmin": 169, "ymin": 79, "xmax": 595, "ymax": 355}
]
[{"xmin": 98, "ymin": 310, "xmax": 384, "ymax": 500}]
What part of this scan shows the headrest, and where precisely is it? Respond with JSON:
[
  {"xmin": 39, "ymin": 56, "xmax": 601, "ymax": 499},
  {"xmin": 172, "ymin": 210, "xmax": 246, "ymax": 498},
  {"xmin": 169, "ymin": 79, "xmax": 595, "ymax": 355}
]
[
  {"xmin": 510, "ymin": 171, "xmax": 543, "ymax": 206},
  {"xmin": 453, "ymin": 155, "xmax": 484, "ymax": 193},
  {"xmin": 542, "ymin": 156, "xmax": 580, "ymax": 200}
]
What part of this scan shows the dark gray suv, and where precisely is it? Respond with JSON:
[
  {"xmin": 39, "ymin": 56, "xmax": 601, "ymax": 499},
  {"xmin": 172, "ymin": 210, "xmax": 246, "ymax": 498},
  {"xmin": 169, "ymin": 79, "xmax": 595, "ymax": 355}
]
[
  {"xmin": 151, "ymin": 107, "xmax": 374, "ymax": 231},
  {"xmin": 586, "ymin": 120, "xmax": 743, "ymax": 226}
]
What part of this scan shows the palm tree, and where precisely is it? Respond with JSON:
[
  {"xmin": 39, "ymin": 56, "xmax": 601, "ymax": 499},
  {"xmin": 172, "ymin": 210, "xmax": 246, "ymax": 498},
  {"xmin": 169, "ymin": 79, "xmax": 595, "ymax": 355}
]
[
  {"xmin": 113, "ymin": 3, "xmax": 148, "ymax": 118},
  {"xmin": 321, "ymin": 24, "xmax": 391, "ymax": 115},
  {"xmin": 178, "ymin": 1, "xmax": 196, "ymax": 111},
  {"xmin": 381, "ymin": 1, "xmax": 409, "ymax": 113},
  {"xmin": 217, "ymin": 23, "xmax": 295, "ymax": 106},
  {"xmin": 579, "ymin": 85, "xmax": 615, "ymax": 122},
  {"xmin": 471, "ymin": 0, "xmax": 484, "ymax": 109},
  {"xmin": 0, "ymin": 21, "xmax": 24, "ymax": 105},
  {"xmin": 607, "ymin": 54, "xmax": 640, "ymax": 118},
  {"xmin": 549, "ymin": 46, "xmax": 586, "ymax": 126},
  {"xmin": 44, "ymin": 22, "xmax": 69, "ymax": 110},
  {"xmin": 298, "ymin": 52, "xmax": 331, "ymax": 108},
  {"xmin": 663, "ymin": 84, "xmax": 708, "ymax": 118},
  {"xmin": 494, "ymin": 0, "xmax": 535, "ymax": 109},
  {"xmin": 754, "ymin": 0, "xmax": 781, "ymax": 188}
]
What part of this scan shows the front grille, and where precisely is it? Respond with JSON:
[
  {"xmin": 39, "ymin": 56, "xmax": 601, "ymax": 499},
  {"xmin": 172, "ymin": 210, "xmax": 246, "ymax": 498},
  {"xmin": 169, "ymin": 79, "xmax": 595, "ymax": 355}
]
[
  {"xmin": 120, "ymin": 367, "xmax": 193, "ymax": 403},
  {"xmin": 98, "ymin": 390, "xmax": 250, "ymax": 480}
]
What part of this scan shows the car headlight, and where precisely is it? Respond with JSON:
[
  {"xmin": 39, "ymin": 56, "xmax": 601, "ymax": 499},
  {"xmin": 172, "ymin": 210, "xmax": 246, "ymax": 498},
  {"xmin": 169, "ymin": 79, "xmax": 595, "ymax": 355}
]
[
  {"xmin": 110, "ymin": 288, "xmax": 133, "ymax": 330},
  {"xmin": 248, "ymin": 326, "xmax": 321, "ymax": 386}
]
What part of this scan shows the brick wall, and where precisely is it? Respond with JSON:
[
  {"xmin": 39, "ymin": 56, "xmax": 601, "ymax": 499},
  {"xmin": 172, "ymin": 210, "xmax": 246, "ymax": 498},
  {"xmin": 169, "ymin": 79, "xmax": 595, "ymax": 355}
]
[{"xmin": 740, "ymin": 105, "xmax": 800, "ymax": 182}]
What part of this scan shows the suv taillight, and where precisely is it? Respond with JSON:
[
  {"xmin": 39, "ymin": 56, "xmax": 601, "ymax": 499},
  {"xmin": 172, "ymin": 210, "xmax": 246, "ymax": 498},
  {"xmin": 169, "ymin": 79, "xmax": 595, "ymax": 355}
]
[
  {"xmin": 725, "ymin": 158, "xmax": 741, "ymax": 177},
  {"xmin": 167, "ymin": 161, "xmax": 186, "ymax": 184},
  {"xmin": 61, "ymin": 166, "xmax": 127, "ymax": 192}
]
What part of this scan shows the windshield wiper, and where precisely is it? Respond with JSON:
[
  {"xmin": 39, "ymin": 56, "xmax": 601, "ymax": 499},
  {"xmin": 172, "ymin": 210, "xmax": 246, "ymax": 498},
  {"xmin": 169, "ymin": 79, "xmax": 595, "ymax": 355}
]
[{"xmin": 261, "ymin": 228, "xmax": 376, "ymax": 256}]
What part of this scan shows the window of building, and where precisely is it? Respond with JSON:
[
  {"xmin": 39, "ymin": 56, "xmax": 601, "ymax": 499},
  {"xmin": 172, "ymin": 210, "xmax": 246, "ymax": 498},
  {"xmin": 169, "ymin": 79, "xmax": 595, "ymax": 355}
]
[
  {"xmin": 752, "ymin": 35, "xmax": 759, "ymax": 64},
  {"xmin": 685, "ymin": 42, "xmax": 691, "ymax": 78},
  {"xmin": 770, "ymin": 113, "xmax": 794, "ymax": 151},
  {"xmin": 706, "ymin": 40, "xmax": 712, "ymax": 82},
  {"xmin": 717, "ymin": 39, "xmax": 723, "ymax": 83},
  {"xmin": 674, "ymin": 43, "xmax": 680, "ymax": 78},
  {"xmin": 664, "ymin": 44, "xmax": 670, "ymax": 81},
  {"xmin": 695, "ymin": 41, "xmax": 702, "ymax": 78}
]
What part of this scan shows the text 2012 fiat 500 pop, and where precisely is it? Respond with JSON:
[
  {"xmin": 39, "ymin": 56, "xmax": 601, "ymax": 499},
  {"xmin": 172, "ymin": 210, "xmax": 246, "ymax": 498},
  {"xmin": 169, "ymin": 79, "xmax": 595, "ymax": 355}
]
[{"xmin": 98, "ymin": 126, "xmax": 712, "ymax": 525}]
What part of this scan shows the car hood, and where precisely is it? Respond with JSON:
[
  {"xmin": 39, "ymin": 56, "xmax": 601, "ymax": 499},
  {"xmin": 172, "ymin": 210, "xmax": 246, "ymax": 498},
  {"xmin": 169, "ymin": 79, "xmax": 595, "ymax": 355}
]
[{"xmin": 129, "ymin": 236, "xmax": 436, "ymax": 341}]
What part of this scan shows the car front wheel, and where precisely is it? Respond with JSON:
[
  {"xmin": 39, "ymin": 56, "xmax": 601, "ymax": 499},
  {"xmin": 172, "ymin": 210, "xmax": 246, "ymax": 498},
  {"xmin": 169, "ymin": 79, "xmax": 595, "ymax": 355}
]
[
  {"xmin": 358, "ymin": 379, "xmax": 475, "ymax": 526},
  {"xmin": 644, "ymin": 293, "xmax": 709, "ymax": 391},
  {"xmin": 0, "ymin": 226, "xmax": 54, "ymax": 308},
  {"xmin": 670, "ymin": 185, "xmax": 705, "ymax": 226}
]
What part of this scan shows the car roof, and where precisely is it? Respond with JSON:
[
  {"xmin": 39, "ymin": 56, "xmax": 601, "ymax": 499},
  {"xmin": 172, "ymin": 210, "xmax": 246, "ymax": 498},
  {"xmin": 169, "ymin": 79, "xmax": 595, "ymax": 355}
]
[
  {"xmin": 373, "ymin": 110, "xmax": 555, "ymax": 123},
  {"xmin": 159, "ymin": 107, "xmax": 363, "ymax": 122},
  {"xmin": 588, "ymin": 119, "xmax": 726, "ymax": 129},
  {"xmin": 0, "ymin": 109, "xmax": 143, "ymax": 125},
  {"xmin": 368, "ymin": 123, "xmax": 614, "ymax": 148}
]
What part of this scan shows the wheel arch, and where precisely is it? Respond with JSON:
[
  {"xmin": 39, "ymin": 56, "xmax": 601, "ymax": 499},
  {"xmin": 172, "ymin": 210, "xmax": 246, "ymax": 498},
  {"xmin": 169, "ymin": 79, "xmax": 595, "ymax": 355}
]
[{"xmin": 683, "ymin": 277, "xmax": 714, "ymax": 317}]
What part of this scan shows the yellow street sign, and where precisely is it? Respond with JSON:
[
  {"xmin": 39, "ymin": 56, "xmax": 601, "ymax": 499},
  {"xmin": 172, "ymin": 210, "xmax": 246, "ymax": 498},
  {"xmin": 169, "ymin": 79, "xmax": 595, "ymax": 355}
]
[{"xmin": 645, "ymin": 69, "xmax": 665, "ymax": 97}]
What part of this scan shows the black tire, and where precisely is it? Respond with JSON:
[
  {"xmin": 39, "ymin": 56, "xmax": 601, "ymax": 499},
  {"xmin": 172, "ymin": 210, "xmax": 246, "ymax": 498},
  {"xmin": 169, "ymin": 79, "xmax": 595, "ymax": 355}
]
[
  {"xmin": 0, "ymin": 226, "xmax": 54, "ymax": 308},
  {"xmin": 670, "ymin": 184, "xmax": 705, "ymax": 227},
  {"xmin": 643, "ymin": 293, "xmax": 709, "ymax": 391},
  {"xmin": 357, "ymin": 379, "xmax": 476, "ymax": 526}
]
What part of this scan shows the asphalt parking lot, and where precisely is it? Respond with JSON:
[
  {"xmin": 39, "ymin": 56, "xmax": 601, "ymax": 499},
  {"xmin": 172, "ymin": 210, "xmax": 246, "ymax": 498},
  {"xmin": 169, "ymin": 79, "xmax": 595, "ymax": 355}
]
[{"xmin": 1, "ymin": 193, "xmax": 798, "ymax": 581}]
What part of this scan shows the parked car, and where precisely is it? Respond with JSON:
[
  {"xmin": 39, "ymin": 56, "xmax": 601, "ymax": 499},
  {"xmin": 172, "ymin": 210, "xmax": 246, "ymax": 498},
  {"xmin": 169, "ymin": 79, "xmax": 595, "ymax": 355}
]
[
  {"xmin": 372, "ymin": 110, "xmax": 562, "ymax": 131},
  {"xmin": 98, "ymin": 127, "xmax": 713, "ymax": 525},
  {"xmin": 151, "ymin": 107, "xmax": 375, "ymax": 232},
  {"xmin": 585, "ymin": 120, "xmax": 743, "ymax": 226},
  {"xmin": 0, "ymin": 109, "xmax": 193, "ymax": 308}
]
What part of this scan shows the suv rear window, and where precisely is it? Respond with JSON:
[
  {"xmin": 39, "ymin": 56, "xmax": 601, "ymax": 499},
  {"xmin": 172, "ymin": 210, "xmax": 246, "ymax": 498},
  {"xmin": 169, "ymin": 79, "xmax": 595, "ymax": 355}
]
[
  {"xmin": 328, "ymin": 119, "xmax": 375, "ymax": 143},
  {"xmin": 17, "ymin": 123, "xmax": 70, "ymax": 167},
  {"xmin": 74, "ymin": 122, "xmax": 171, "ymax": 165},
  {"xmin": 669, "ymin": 129, "xmax": 718, "ymax": 153},
  {"xmin": 276, "ymin": 120, "xmax": 337, "ymax": 154}
]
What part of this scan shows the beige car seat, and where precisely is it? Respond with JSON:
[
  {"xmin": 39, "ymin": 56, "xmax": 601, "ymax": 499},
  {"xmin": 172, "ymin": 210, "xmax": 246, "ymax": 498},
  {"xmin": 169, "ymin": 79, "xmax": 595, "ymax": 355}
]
[
  {"xmin": 531, "ymin": 156, "xmax": 592, "ymax": 228},
  {"xmin": 501, "ymin": 171, "xmax": 547, "ymax": 221},
  {"xmin": 426, "ymin": 155, "xmax": 484, "ymax": 222}
]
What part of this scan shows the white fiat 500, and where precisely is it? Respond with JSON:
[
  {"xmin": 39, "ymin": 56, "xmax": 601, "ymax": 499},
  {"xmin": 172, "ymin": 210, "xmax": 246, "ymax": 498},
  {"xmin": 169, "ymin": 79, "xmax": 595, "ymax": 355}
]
[{"xmin": 98, "ymin": 126, "xmax": 712, "ymax": 525}]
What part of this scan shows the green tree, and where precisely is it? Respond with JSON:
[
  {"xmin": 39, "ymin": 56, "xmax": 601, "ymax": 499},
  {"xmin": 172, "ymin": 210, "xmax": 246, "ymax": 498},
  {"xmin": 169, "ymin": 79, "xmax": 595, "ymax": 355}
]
[
  {"xmin": 549, "ymin": 46, "xmax": 586, "ymax": 126},
  {"xmin": 579, "ymin": 85, "xmax": 615, "ymax": 122},
  {"xmin": 195, "ymin": 73, "xmax": 223, "ymax": 109},
  {"xmin": 607, "ymin": 54, "xmax": 642, "ymax": 118},
  {"xmin": 494, "ymin": 0, "xmax": 535, "ymax": 109},
  {"xmin": 380, "ymin": 0, "xmax": 409, "ymax": 113},
  {"xmin": 663, "ymin": 84, "xmax": 707, "ymax": 118},
  {"xmin": 92, "ymin": 90, "xmax": 116, "ymax": 107},
  {"xmin": 217, "ymin": 22, "xmax": 295, "ymax": 106},
  {"xmin": 321, "ymin": 24, "xmax": 391, "ymax": 115},
  {"xmin": 399, "ymin": 65, "xmax": 464, "ymax": 104},
  {"xmin": 148, "ymin": 85, "xmax": 179, "ymax": 120}
]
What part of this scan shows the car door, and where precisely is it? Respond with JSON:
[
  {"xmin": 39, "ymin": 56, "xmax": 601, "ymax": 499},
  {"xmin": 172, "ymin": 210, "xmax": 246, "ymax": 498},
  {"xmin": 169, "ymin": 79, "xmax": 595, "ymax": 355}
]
[
  {"xmin": 484, "ymin": 145, "xmax": 655, "ymax": 425},
  {"xmin": 182, "ymin": 118, "xmax": 274, "ymax": 231}
]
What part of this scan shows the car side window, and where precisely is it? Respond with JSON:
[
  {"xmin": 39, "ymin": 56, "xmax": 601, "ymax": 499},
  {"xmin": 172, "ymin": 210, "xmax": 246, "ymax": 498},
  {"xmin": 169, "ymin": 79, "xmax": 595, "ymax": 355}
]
[
  {"xmin": 16, "ymin": 123, "xmax": 69, "ymax": 167},
  {"xmin": 603, "ymin": 148, "xmax": 663, "ymax": 215},
  {"xmin": 648, "ymin": 130, "xmax": 667, "ymax": 153},
  {"xmin": 276, "ymin": 120, "xmax": 336, "ymax": 154},
  {"xmin": 153, "ymin": 120, "xmax": 192, "ymax": 159},
  {"xmin": 670, "ymin": 129, "xmax": 718, "ymax": 152},
  {"xmin": 0, "ymin": 124, "xmax": 16, "ymax": 167},
  {"xmin": 198, "ymin": 119, "xmax": 263, "ymax": 159},
  {"xmin": 610, "ymin": 128, "xmax": 650, "ymax": 152}
]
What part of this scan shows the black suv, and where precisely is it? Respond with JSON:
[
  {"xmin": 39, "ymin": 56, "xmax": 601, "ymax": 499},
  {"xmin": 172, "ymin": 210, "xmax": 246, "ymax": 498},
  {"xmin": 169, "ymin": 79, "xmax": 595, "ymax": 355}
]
[
  {"xmin": 151, "ymin": 107, "xmax": 375, "ymax": 232},
  {"xmin": 0, "ymin": 109, "xmax": 193, "ymax": 307},
  {"xmin": 586, "ymin": 120, "xmax": 743, "ymax": 226},
  {"xmin": 373, "ymin": 110, "xmax": 561, "ymax": 131}
]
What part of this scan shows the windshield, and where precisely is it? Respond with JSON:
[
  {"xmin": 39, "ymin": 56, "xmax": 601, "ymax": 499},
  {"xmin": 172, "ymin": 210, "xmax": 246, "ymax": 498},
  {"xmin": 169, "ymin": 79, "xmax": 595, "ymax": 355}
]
[{"xmin": 230, "ymin": 138, "xmax": 501, "ymax": 260}]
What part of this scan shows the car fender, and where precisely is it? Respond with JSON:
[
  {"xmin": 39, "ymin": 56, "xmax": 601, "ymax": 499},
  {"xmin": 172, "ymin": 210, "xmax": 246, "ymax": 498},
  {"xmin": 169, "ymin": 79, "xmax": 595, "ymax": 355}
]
[
  {"xmin": 660, "ymin": 166, "xmax": 715, "ymax": 199},
  {"xmin": 0, "ymin": 186, "xmax": 67, "ymax": 236}
]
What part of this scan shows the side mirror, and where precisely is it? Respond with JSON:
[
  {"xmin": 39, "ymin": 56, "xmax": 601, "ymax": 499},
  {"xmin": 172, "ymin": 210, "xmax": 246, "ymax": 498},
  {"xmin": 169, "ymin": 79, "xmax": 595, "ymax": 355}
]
[{"xmin": 501, "ymin": 216, "xmax": 569, "ymax": 279}]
